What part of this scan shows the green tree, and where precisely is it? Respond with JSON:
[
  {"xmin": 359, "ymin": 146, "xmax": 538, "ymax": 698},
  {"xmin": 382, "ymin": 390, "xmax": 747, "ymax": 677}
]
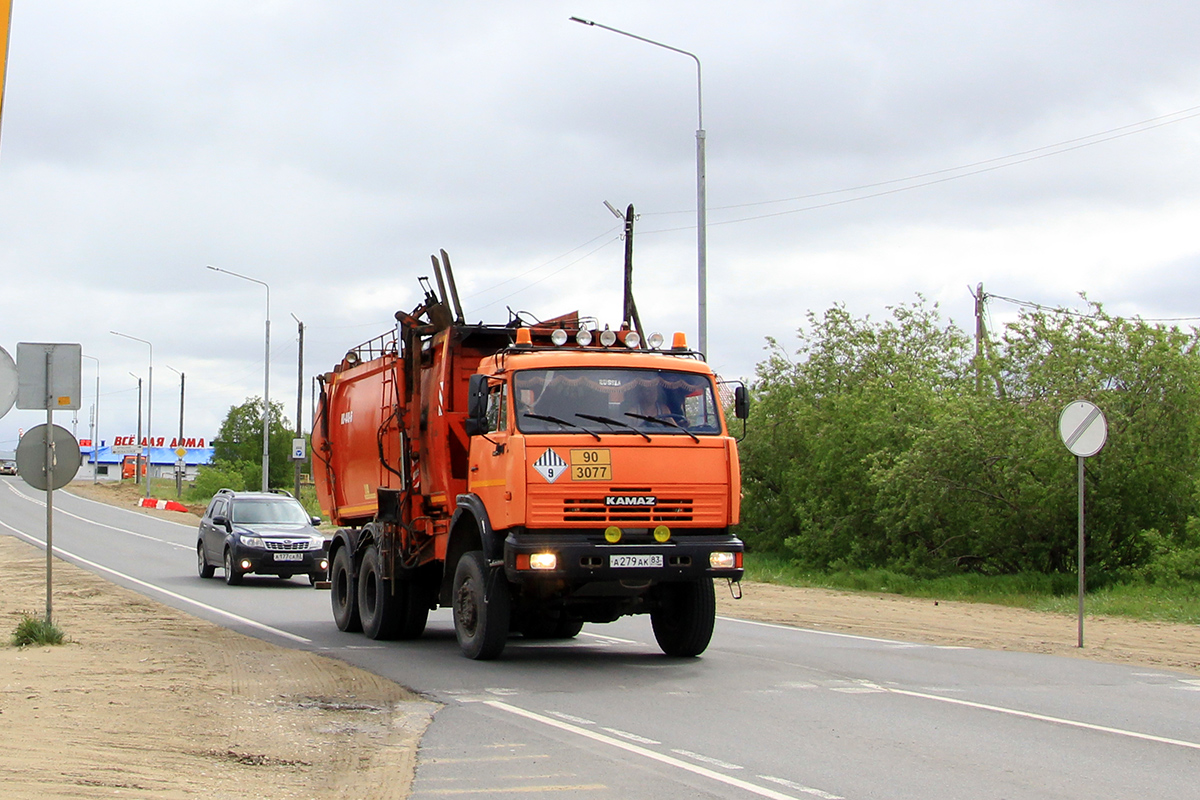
[
  {"xmin": 739, "ymin": 295, "xmax": 1200, "ymax": 576},
  {"xmin": 210, "ymin": 397, "xmax": 296, "ymax": 490}
]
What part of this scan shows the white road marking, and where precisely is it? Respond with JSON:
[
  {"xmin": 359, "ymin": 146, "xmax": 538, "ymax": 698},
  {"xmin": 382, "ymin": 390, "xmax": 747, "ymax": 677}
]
[
  {"xmin": 603, "ymin": 727, "xmax": 661, "ymax": 745},
  {"xmin": 888, "ymin": 687, "xmax": 1200, "ymax": 751},
  {"xmin": 484, "ymin": 700, "xmax": 840, "ymax": 800},
  {"xmin": 670, "ymin": 748, "xmax": 744, "ymax": 770},
  {"xmin": 0, "ymin": 518, "xmax": 311, "ymax": 645},
  {"xmin": 721, "ymin": 615, "xmax": 954, "ymax": 647},
  {"xmin": 758, "ymin": 774, "xmax": 845, "ymax": 799},
  {"xmin": 6, "ymin": 483, "xmax": 191, "ymax": 550}
]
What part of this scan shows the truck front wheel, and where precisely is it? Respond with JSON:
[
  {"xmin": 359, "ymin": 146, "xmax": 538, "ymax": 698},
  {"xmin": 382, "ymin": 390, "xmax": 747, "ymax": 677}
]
[
  {"xmin": 650, "ymin": 579, "xmax": 716, "ymax": 657},
  {"xmin": 452, "ymin": 550, "xmax": 511, "ymax": 660},
  {"xmin": 330, "ymin": 546, "xmax": 361, "ymax": 632}
]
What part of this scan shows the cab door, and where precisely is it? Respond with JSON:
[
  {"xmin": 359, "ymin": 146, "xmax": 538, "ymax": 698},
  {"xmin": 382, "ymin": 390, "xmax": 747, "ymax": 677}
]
[{"xmin": 468, "ymin": 380, "xmax": 512, "ymax": 526}]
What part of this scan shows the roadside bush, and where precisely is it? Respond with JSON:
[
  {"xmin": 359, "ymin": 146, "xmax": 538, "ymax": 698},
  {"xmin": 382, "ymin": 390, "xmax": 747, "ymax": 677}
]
[
  {"xmin": 185, "ymin": 459, "xmax": 246, "ymax": 503},
  {"xmin": 11, "ymin": 613, "xmax": 65, "ymax": 646}
]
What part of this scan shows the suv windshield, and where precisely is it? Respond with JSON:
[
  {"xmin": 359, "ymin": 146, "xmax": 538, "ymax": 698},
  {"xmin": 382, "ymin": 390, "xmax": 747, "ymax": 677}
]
[
  {"xmin": 231, "ymin": 498, "xmax": 311, "ymax": 525},
  {"xmin": 513, "ymin": 368, "xmax": 721, "ymax": 435}
]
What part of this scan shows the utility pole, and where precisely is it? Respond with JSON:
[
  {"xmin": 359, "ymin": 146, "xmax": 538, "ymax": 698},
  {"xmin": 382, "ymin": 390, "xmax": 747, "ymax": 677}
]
[
  {"xmin": 292, "ymin": 314, "xmax": 304, "ymax": 499},
  {"xmin": 973, "ymin": 283, "xmax": 985, "ymax": 394},
  {"xmin": 606, "ymin": 201, "xmax": 645, "ymax": 340}
]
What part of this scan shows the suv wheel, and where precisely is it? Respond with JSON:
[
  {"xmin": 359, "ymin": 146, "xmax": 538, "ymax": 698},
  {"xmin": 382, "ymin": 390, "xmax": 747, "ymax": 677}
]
[
  {"xmin": 224, "ymin": 548, "xmax": 243, "ymax": 586},
  {"xmin": 197, "ymin": 543, "xmax": 215, "ymax": 579}
]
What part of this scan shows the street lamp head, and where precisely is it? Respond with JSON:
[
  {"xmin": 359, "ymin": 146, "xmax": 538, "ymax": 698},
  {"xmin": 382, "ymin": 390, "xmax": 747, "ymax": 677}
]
[{"xmin": 569, "ymin": 16, "xmax": 594, "ymax": 25}]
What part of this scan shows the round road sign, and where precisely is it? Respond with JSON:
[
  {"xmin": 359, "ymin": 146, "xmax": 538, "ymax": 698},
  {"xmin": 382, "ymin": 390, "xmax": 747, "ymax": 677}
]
[
  {"xmin": 0, "ymin": 346, "xmax": 16, "ymax": 419},
  {"xmin": 15, "ymin": 424, "xmax": 81, "ymax": 490},
  {"xmin": 1058, "ymin": 401, "xmax": 1107, "ymax": 458}
]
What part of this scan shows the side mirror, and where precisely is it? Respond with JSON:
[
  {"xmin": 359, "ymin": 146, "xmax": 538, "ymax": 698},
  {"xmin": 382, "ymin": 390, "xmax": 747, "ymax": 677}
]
[
  {"xmin": 734, "ymin": 385, "xmax": 749, "ymax": 420},
  {"xmin": 311, "ymin": 516, "xmax": 322, "ymax": 527},
  {"xmin": 464, "ymin": 373, "xmax": 490, "ymax": 436},
  {"xmin": 213, "ymin": 515, "xmax": 231, "ymax": 531}
]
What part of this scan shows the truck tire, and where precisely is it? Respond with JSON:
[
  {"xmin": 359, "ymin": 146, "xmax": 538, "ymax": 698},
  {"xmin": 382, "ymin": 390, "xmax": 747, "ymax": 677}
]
[
  {"xmin": 197, "ymin": 543, "xmax": 215, "ymax": 579},
  {"xmin": 650, "ymin": 579, "xmax": 716, "ymax": 657},
  {"xmin": 358, "ymin": 544, "xmax": 401, "ymax": 639},
  {"xmin": 452, "ymin": 550, "xmax": 510, "ymax": 660},
  {"xmin": 330, "ymin": 546, "xmax": 362, "ymax": 632},
  {"xmin": 395, "ymin": 573, "xmax": 430, "ymax": 640},
  {"xmin": 223, "ymin": 548, "xmax": 243, "ymax": 586}
]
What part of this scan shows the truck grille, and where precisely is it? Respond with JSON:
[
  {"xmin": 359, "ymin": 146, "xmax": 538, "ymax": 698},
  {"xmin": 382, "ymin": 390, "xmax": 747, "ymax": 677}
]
[{"xmin": 563, "ymin": 496, "xmax": 694, "ymax": 523}]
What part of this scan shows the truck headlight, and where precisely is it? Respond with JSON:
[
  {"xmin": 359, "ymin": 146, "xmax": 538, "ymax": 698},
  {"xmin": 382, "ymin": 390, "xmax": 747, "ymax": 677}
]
[
  {"xmin": 709, "ymin": 551, "xmax": 737, "ymax": 569},
  {"xmin": 529, "ymin": 553, "xmax": 558, "ymax": 570}
]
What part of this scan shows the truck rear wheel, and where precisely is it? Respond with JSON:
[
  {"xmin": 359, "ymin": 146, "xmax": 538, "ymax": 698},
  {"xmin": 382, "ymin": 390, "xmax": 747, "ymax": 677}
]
[
  {"xmin": 358, "ymin": 545, "xmax": 401, "ymax": 639},
  {"xmin": 452, "ymin": 550, "xmax": 510, "ymax": 660},
  {"xmin": 330, "ymin": 546, "xmax": 361, "ymax": 632},
  {"xmin": 650, "ymin": 579, "xmax": 716, "ymax": 657}
]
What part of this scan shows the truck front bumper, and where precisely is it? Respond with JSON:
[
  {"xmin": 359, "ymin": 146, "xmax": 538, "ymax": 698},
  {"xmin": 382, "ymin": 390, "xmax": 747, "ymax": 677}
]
[{"xmin": 502, "ymin": 531, "xmax": 744, "ymax": 585}]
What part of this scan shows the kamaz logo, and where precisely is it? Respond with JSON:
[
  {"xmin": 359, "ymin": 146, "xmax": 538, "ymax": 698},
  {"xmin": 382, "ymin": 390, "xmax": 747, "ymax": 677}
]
[{"xmin": 605, "ymin": 495, "xmax": 657, "ymax": 507}]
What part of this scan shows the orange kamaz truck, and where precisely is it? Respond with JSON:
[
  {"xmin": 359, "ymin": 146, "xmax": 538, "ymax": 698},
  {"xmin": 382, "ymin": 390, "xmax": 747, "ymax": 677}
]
[{"xmin": 313, "ymin": 254, "xmax": 746, "ymax": 659}]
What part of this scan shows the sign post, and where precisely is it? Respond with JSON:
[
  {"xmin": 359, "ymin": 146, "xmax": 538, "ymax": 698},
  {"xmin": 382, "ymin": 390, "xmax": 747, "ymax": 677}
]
[
  {"xmin": 1058, "ymin": 400, "xmax": 1108, "ymax": 648},
  {"xmin": 16, "ymin": 343, "xmax": 82, "ymax": 625}
]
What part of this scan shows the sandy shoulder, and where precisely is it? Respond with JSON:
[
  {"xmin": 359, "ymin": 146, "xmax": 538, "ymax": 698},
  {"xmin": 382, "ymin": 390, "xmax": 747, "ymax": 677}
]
[{"xmin": 1, "ymin": 490, "xmax": 435, "ymax": 800}]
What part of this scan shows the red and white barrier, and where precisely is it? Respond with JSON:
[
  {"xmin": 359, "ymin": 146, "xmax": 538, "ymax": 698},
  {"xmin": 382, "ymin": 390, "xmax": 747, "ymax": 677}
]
[{"xmin": 138, "ymin": 497, "xmax": 190, "ymax": 513}]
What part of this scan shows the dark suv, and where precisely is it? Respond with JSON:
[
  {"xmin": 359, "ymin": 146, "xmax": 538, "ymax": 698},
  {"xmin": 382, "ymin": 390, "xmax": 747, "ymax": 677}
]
[{"xmin": 197, "ymin": 489, "xmax": 329, "ymax": 585}]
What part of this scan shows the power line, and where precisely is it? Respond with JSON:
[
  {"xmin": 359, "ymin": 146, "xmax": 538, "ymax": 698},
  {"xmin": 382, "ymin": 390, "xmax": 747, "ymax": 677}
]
[
  {"xmin": 986, "ymin": 291, "xmax": 1200, "ymax": 323},
  {"xmin": 638, "ymin": 102, "xmax": 1200, "ymax": 231}
]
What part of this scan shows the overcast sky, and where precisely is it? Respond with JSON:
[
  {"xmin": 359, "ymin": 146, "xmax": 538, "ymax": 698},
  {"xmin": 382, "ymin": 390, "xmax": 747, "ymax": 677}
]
[{"xmin": 3, "ymin": 1, "xmax": 1200, "ymax": 454}]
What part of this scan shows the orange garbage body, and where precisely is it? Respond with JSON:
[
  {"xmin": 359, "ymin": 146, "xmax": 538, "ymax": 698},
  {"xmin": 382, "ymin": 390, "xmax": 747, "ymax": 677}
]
[{"xmin": 314, "ymin": 332, "xmax": 740, "ymax": 541}]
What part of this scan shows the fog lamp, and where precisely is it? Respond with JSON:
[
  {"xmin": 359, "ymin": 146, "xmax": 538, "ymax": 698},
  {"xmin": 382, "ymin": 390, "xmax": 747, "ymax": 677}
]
[
  {"xmin": 709, "ymin": 551, "xmax": 737, "ymax": 569},
  {"xmin": 319, "ymin": 559, "xmax": 329, "ymax": 571},
  {"xmin": 624, "ymin": 331, "xmax": 641, "ymax": 348},
  {"xmin": 576, "ymin": 328, "xmax": 593, "ymax": 346},
  {"xmin": 647, "ymin": 332, "xmax": 665, "ymax": 349},
  {"xmin": 604, "ymin": 526, "xmax": 623, "ymax": 543},
  {"xmin": 551, "ymin": 328, "xmax": 569, "ymax": 346},
  {"xmin": 240, "ymin": 559, "xmax": 253, "ymax": 570},
  {"xmin": 653, "ymin": 525, "xmax": 671, "ymax": 543},
  {"xmin": 599, "ymin": 327, "xmax": 617, "ymax": 347}
]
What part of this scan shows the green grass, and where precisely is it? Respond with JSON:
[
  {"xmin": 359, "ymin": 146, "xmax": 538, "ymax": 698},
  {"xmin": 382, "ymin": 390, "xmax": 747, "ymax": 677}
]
[
  {"xmin": 11, "ymin": 614, "xmax": 66, "ymax": 647},
  {"xmin": 742, "ymin": 552, "xmax": 1200, "ymax": 626}
]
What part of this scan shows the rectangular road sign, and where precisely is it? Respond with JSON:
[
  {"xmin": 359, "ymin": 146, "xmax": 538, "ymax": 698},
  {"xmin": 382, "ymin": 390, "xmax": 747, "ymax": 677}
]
[{"xmin": 16, "ymin": 343, "xmax": 82, "ymax": 411}]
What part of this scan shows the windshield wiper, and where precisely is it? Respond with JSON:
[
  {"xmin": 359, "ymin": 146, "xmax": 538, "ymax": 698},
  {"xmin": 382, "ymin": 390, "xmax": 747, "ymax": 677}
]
[
  {"xmin": 623, "ymin": 412, "xmax": 700, "ymax": 443},
  {"xmin": 575, "ymin": 413, "xmax": 651, "ymax": 442},
  {"xmin": 523, "ymin": 412, "xmax": 602, "ymax": 441}
]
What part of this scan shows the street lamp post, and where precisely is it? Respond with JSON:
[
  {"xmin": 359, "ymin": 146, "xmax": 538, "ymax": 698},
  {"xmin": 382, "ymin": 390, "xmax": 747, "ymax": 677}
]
[
  {"xmin": 82, "ymin": 354, "xmax": 100, "ymax": 484},
  {"xmin": 166, "ymin": 365, "xmax": 185, "ymax": 498},
  {"xmin": 570, "ymin": 16, "xmax": 707, "ymax": 357},
  {"xmin": 112, "ymin": 331, "xmax": 152, "ymax": 500},
  {"xmin": 207, "ymin": 265, "xmax": 271, "ymax": 491},
  {"xmin": 128, "ymin": 372, "xmax": 142, "ymax": 487}
]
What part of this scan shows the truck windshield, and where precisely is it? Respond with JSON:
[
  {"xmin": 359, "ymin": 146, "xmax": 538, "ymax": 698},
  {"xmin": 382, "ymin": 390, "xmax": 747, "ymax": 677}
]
[{"xmin": 513, "ymin": 368, "xmax": 721, "ymax": 436}]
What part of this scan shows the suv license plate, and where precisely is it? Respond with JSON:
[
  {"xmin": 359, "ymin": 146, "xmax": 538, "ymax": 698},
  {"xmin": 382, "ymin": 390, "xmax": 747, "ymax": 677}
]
[
  {"xmin": 273, "ymin": 553, "xmax": 304, "ymax": 562},
  {"xmin": 610, "ymin": 554, "xmax": 663, "ymax": 568}
]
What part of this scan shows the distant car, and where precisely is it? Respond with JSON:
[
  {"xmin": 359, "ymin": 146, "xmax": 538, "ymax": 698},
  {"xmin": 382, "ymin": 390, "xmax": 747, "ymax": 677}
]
[
  {"xmin": 197, "ymin": 488, "xmax": 329, "ymax": 586},
  {"xmin": 0, "ymin": 461, "xmax": 16, "ymax": 476}
]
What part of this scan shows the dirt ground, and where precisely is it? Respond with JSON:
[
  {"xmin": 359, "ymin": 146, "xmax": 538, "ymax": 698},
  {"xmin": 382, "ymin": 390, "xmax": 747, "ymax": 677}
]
[{"xmin": 2, "ymin": 481, "xmax": 1199, "ymax": 799}]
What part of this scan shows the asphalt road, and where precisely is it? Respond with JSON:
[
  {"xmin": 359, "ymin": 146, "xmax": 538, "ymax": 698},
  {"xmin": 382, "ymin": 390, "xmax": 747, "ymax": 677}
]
[{"xmin": 3, "ymin": 477, "xmax": 1199, "ymax": 799}]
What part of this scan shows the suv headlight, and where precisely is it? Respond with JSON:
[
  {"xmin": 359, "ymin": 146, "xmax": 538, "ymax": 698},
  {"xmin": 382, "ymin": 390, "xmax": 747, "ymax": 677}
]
[
  {"xmin": 240, "ymin": 536, "xmax": 265, "ymax": 549},
  {"xmin": 310, "ymin": 536, "xmax": 326, "ymax": 550}
]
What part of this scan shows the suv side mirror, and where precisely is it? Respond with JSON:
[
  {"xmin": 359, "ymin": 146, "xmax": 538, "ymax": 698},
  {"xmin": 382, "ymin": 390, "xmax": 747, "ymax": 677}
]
[
  {"xmin": 212, "ymin": 515, "xmax": 231, "ymax": 531},
  {"xmin": 464, "ymin": 374, "xmax": 489, "ymax": 436},
  {"xmin": 734, "ymin": 385, "xmax": 749, "ymax": 420}
]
